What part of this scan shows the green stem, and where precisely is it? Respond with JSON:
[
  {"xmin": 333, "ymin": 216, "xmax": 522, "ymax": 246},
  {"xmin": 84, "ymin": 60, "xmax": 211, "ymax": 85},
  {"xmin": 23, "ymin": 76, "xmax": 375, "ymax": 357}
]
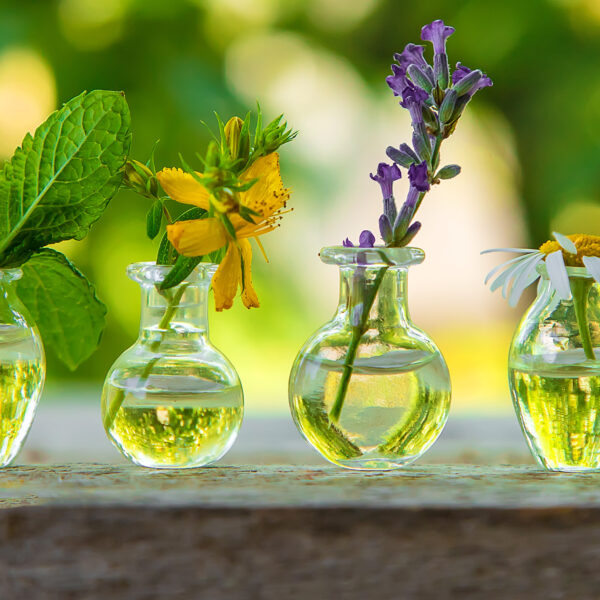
[
  {"xmin": 328, "ymin": 266, "xmax": 388, "ymax": 423},
  {"xmin": 571, "ymin": 277, "xmax": 595, "ymax": 361},
  {"xmin": 430, "ymin": 135, "xmax": 442, "ymax": 171},
  {"xmin": 103, "ymin": 283, "xmax": 190, "ymax": 431}
]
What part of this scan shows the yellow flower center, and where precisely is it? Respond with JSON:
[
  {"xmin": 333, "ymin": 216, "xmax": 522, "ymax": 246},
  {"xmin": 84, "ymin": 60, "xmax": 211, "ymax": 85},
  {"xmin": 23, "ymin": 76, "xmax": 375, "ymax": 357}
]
[{"xmin": 539, "ymin": 233, "xmax": 600, "ymax": 267}]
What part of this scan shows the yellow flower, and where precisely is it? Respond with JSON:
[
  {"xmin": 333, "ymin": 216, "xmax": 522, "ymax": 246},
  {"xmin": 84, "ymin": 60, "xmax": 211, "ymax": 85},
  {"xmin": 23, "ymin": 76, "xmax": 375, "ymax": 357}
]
[
  {"xmin": 539, "ymin": 233, "xmax": 600, "ymax": 267},
  {"xmin": 156, "ymin": 152, "xmax": 290, "ymax": 311}
]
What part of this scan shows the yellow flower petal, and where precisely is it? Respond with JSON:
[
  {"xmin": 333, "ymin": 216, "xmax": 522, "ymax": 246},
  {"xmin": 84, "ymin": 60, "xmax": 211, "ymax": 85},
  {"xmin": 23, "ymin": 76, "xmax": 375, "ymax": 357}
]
[
  {"xmin": 239, "ymin": 239, "xmax": 259, "ymax": 309},
  {"xmin": 157, "ymin": 168, "xmax": 210, "ymax": 210},
  {"xmin": 240, "ymin": 153, "xmax": 290, "ymax": 219},
  {"xmin": 212, "ymin": 243, "xmax": 241, "ymax": 312},
  {"xmin": 167, "ymin": 218, "xmax": 227, "ymax": 257}
]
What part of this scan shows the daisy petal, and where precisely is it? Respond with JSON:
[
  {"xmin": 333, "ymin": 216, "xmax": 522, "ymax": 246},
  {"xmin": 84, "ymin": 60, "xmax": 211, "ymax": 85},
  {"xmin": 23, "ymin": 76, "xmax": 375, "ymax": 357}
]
[
  {"xmin": 484, "ymin": 253, "xmax": 536, "ymax": 285},
  {"xmin": 583, "ymin": 255, "xmax": 600, "ymax": 284},
  {"xmin": 552, "ymin": 231, "xmax": 577, "ymax": 254},
  {"xmin": 546, "ymin": 250, "xmax": 572, "ymax": 300},
  {"xmin": 480, "ymin": 248, "xmax": 538, "ymax": 255},
  {"xmin": 509, "ymin": 255, "xmax": 544, "ymax": 307},
  {"xmin": 489, "ymin": 253, "xmax": 542, "ymax": 295},
  {"xmin": 502, "ymin": 254, "xmax": 543, "ymax": 299}
]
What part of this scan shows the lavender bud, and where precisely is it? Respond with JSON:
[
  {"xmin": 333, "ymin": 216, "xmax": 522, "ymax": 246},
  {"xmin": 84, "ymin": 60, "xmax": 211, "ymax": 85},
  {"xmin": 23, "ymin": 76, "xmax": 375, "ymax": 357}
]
[
  {"xmin": 400, "ymin": 143, "xmax": 420, "ymax": 162},
  {"xmin": 383, "ymin": 196, "xmax": 397, "ymax": 224},
  {"xmin": 433, "ymin": 85, "xmax": 445, "ymax": 107},
  {"xmin": 412, "ymin": 130, "xmax": 431, "ymax": 163},
  {"xmin": 434, "ymin": 53, "xmax": 449, "ymax": 89},
  {"xmin": 436, "ymin": 164, "xmax": 461, "ymax": 179},
  {"xmin": 439, "ymin": 89, "xmax": 457, "ymax": 123},
  {"xmin": 342, "ymin": 238, "xmax": 354, "ymax": 247},
  {"xmin": 359, "ymin": 230, "xmax": 376, "ymax": 248},
  {"xmin": 399, "ymin": 221, "xmax": 422, "ymax": 246},
  {"xmin": 379, "ymin": 214, "xmax": 393, "ymax": 244},
  {"xmin": 452, "ymin": 69, "xmax": 482, "ymax": 97},
  {"xmin": 407, "ymin": 64, "xmax": 434, "ymax": 93},
  {"xmin": 393, "ymin": 187, "xmax": 419, "ymax": 240},
  {"xmin": 421, "ymin": 105, "xmax": 439, "ymax": 133},
  {"xmin": 386, "ymin": 145, "xmax": 415, "ymax": 168}
]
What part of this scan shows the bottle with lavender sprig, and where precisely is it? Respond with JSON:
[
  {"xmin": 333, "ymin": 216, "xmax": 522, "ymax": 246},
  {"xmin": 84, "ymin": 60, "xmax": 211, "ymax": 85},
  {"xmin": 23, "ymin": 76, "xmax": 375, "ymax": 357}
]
[{"xmin": 289, "ymin": 20, "xmax": 492, "ymax": 470}]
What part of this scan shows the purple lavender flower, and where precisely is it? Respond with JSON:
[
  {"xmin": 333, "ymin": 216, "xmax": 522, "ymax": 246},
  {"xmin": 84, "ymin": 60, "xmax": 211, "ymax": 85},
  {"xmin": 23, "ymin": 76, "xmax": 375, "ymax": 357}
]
[
  {"xmin": 421, "ymin": 20, "xmax": 455, "ymax": 54},
  {"xmin": 387, "ymin": 44, "xmax": 431, "ymax": 97},
  {"xmin": 342, "ymin": 238, "xmax": 354, "ymax": 247},
  {"xmin": 359, "ymin": 230, "xmax": 376, "ymax": 248},
  {"xmin": 394, "ymin": 43, "xmax": 428, "ymax": 71},
  {"xmin": 370, "ymin": 162, "xmax": 402, "ymax": 200},
  {"xmin": 452, "ymin": 62, "xmax": 493, "ymax": 96},
  {"xmin": 400, "ymin": 83, "xmax": 429, "ymax": 125},
  {"xmin": 386, "ymin": 64, "xmax": 407, "ymax": 97},
  {"xmin": 421, "ymin": 19, "xmax": 455, "ymax": 89},
  {"xmin": 408, "ymin": 161, "xmax": 430, "ymax": 192}
]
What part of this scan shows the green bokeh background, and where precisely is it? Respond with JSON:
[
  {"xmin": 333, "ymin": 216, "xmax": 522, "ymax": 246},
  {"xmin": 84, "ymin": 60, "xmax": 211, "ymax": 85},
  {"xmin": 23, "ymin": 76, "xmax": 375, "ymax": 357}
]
[{"xmin": 1, "ymin": 0, "xmax": 599, "ymax": 412}]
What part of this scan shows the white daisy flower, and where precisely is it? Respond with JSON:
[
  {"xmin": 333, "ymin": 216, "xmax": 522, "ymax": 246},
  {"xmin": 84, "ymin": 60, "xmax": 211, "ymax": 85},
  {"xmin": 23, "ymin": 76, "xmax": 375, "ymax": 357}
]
[{"xmin": 482, "ymin": 232, "xmax": 600, "ymax": 307}]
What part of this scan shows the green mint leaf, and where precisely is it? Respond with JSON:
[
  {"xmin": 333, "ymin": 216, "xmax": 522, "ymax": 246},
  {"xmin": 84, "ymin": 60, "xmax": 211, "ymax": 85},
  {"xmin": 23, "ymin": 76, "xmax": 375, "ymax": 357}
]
[
  {"xmin": 157, "ymin": 204, "xmax": 211, "ymax": 290},
  {"xmin": 159, "ymin": 255, "xmax": 203, "ymax": 290},
  {"xmin": 156, "ymin": 206, "xmax": 207, "ymax": 266},
  {"xmin": 146, "ymin": 199, "xmax": 163, "ymax": 240},
  {"xmin": 0, "ymin": 90, "xmax": 131, "ymax": 267},
  {"xmin": 17, "ymin": 249, "xmax": 107, "ymax": 370}
]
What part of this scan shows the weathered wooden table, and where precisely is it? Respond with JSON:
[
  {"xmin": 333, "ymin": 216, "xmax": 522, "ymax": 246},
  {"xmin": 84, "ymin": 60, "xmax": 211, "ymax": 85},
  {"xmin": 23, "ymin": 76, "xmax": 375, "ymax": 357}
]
[{"xmin": 2, "ymin": 463, "xmax": 600, "ymax": 599}]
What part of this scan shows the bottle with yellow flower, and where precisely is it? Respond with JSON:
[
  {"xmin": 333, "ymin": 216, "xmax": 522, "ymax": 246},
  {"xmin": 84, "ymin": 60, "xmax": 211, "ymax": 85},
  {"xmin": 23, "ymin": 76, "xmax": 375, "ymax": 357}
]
[
  {"xmin": 485, "ymin": 232, "xmax": 600, "ymax": 472},
  {"xmin": 101, "ymin": 110, "xmax": 296, "ymax": 468}
]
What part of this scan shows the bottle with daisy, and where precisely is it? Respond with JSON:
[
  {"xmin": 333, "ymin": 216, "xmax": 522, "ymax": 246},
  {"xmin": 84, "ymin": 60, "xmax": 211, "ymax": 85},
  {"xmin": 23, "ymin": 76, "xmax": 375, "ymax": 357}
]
[
  {"xmin": 485, "ymin": 232, "xmax": 600, "ymax": 472},
  {"xmin": 101, "ymin": 109, "xmax": 296, "ymax": 468},
  {"xmin": 288, "ymin": 20, "xmax": 492, "ymax": 470}
]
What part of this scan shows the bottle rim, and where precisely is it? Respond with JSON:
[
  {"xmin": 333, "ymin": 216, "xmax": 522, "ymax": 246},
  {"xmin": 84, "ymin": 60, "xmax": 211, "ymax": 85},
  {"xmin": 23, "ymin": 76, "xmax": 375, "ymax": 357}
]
[
  {"xmin": 127, "ymin": 261, "xmax": 218, "ymax": 285},
  {"xmin": 319, "ymin": 246, "xmax": 425, "ymax": 267},
  {"xmin": 537, "ymin": 263, "xmax": 594, "ymax": 280}
]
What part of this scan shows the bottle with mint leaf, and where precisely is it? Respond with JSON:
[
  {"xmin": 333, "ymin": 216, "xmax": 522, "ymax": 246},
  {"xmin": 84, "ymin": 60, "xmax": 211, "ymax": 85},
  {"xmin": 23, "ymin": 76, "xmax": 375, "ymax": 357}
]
[{"xmin": 0, "ymin": 90, "xmax": 130, "ymax": 466}]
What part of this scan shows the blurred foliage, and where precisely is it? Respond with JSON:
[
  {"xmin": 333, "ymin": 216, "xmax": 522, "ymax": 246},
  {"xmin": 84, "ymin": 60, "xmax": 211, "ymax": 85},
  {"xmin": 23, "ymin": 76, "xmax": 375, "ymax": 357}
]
[{"xmin": 0, "ymin": 0, "xmax": 599, "ymax": 387}]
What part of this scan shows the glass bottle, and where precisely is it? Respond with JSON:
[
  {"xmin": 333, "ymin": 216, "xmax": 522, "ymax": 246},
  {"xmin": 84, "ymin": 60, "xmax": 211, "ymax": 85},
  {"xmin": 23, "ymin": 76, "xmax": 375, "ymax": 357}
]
[
  {"xmin": 102, "ymin": 262, "xmax": 243, "ymax": 469},
  {"xmin": 0, "ymin": 268, "xmax": 45, "ymax": 467},
  {"xmin": 509, "ymin": 266, "xmax": 600, "ymax": 471},
  {"xmin": 289, "ymin": 246, "xmax": 451, "ymax": 470}
]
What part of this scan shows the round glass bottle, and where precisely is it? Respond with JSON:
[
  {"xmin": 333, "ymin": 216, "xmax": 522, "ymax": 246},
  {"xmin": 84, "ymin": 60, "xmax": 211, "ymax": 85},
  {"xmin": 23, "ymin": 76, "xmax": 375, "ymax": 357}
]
[
  {"xmin": 102, "ymin": 262, "xmax": 243, "ymax": 469},
  {"xmin": 0, "ymin": 268, "xmax": 45, "ymax": 466},
  {"xmin": 509, "ymin": 266, "xmax": 600, "ymax": 472},
  {"xmin": 289, "ymin": 246, "xmax": 451, "ymax": 470}
]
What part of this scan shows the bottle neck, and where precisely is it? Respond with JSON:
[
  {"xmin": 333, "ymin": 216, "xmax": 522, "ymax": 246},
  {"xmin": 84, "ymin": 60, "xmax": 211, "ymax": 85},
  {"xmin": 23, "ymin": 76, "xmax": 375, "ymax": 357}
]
[
  {"xmin": 138, "ymin": 281, "xmax": 211, "ymax": 346},
  {"xmin": 338, "ymin": 265, "xmax": 411, "ymax": 329}
]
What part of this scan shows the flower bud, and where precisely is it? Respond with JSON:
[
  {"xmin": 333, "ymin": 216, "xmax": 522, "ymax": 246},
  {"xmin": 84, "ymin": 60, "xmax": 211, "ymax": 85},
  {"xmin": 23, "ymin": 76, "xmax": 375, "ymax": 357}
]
[
  {"xmin": 412, "ymin": 130, "xmax": 431, "ymax": 163},
  {"xmin": 436, "ymin": 164, "xmax": 461, "ymax": 180},
  {"xmin": 205, "ymin": 140, "xmax": 219, "ymax": 168},
  {"xmin": 386, "ymin": 145, "xmax": 415, "ymax": 168},
  {"xmin": 224, "ymin": 116, "xmax": 243, "ymax": 159},
  {"xmin": 421, "ymin": 105, "xmax": 439, "ymax": 134},
  {"xmin": 379, "ymin": 214, "xmax": 393, "ymax": 244},
  {"xmin": 124, "ymin": 160, "xmax": 158, "ymax": 197},
  {"xmin": 399, "ymin": 221, "xmax": 421, "ymax": 246},
  {"xmin": 407, "ymin": 64, "xmax": 433, "ymax": 93},
  {"xmin": 434, "ymin": 53, "xmax": 449, "ymax": 89},
  {"xmin": 452, "ymin": 69, "xmax": 482, "ymax": 97},
  {"xmin": 439, "ymin": 89, "xmax": 457, "ymax": 123}
]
